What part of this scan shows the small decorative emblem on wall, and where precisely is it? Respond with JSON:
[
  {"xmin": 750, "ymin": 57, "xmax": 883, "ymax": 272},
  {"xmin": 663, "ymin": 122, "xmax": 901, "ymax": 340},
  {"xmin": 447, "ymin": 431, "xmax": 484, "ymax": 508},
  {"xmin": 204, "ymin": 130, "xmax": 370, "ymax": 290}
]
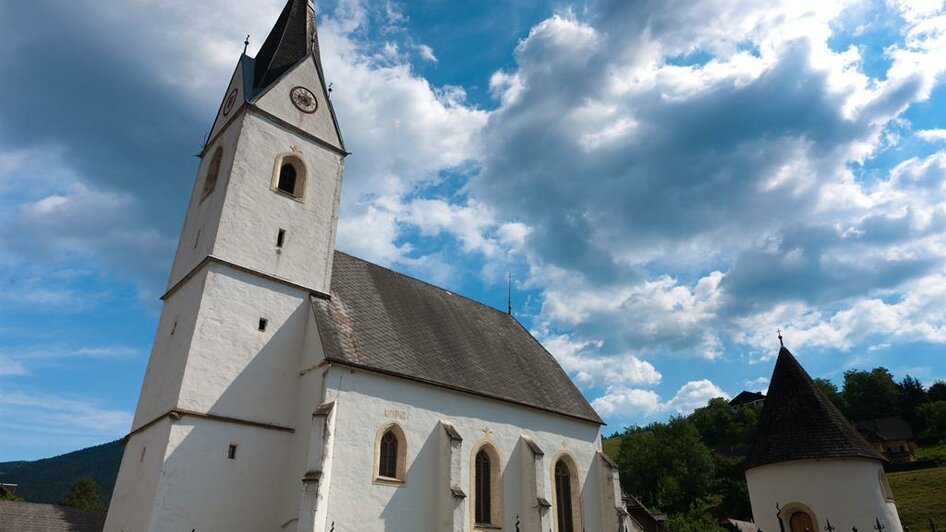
[
  {"xmin": 384, "ymin": 408, "xmax": 408, "ymax": 420},
  {"xmin": 290, "ymin": 86, "xmax": 318, "ymax": 113}
]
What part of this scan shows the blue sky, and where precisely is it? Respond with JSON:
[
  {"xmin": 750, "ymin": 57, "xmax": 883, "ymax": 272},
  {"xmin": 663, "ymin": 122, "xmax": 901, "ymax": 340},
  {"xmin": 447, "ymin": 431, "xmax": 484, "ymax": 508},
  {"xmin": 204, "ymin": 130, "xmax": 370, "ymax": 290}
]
[{"xmin": 1, "ymin": 0, "xmax": 945, "ymax": 460}]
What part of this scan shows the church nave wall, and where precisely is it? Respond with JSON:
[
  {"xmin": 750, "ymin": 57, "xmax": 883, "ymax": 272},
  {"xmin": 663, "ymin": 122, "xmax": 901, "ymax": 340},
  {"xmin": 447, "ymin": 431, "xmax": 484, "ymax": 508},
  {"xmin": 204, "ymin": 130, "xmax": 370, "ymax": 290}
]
[{"xmin": 318, "ymin": 367, "xmax": 608, "ymax": 532}]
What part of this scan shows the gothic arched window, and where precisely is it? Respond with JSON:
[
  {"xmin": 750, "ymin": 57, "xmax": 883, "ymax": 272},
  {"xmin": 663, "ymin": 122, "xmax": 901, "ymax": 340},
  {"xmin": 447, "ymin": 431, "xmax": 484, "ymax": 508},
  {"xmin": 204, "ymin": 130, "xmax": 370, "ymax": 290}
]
[
  {"xmin": 472, "ymin": 443, "xmax": 502, "ymax": 527},
  {"xmin": 271, "ymin": 153, "xmax": 307, "ymax": 201},
  {"xmin": 474, "ymin": 449, "xmax": 492, "ymax": 525},
  {"xmin": 378, "ymin": 430, "xmax": 398, "ymax": 479},
  {"xmin": 373, "ymin": 423, "xmax": 406, "ymax": 484},
  {"xmin": 201, "ymin": 146, "xmax": 223, "ymax": 200},
  {"xmin": 555, "ymin": 460, "xmax": 575, "ymax": 532}
]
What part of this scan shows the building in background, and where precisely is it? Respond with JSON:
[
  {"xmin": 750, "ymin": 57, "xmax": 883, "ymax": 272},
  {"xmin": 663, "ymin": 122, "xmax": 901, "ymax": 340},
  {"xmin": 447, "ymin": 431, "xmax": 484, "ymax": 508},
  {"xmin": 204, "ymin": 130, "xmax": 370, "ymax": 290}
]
[
  {"xmin": 728, "ymin": 391, "xmax": 766, "ymax": 410},
  {"xmin": 856, "ymin": 417, "xmax": 919, "ymax": 464},
  {"xmin": 744, "ymin": 347, "xmax": 904, "ymax": 532}
]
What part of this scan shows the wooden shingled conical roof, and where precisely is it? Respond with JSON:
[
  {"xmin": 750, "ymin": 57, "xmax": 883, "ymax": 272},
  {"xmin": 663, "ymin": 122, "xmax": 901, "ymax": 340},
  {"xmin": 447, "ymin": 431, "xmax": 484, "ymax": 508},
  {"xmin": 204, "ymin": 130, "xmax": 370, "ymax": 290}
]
[{"xmin": 745, "ymin": 347, "xmax": 885, "ymax": 469}]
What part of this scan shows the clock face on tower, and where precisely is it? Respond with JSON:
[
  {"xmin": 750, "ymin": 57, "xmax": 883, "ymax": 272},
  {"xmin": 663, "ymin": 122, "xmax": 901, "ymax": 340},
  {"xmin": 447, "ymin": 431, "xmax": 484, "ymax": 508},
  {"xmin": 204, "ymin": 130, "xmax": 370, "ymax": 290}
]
[{"xmin": 290, "ymin": 86, "xmax": 318, "ymax": 113}]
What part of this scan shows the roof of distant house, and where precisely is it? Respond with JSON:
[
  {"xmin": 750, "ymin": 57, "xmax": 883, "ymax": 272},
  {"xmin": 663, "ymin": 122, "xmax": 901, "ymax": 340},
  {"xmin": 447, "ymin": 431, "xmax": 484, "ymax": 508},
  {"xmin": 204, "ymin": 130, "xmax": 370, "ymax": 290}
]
[
  {"xmin": 729, "ymin": 390, "xmax": 765, "ymax": 407},
  {"xmin": 0, "ymin": 500, "xmax": 106, "ymax": 532},
  {"xmin": 312, "ymin": 251, "xmax": 603, "ymax": 424},
  {"xmin": 745, "ymin": 347, "xmax": 885, "ymax": 469},
  {"xmin": 855, "ymin": 416, "xmax": 916, "ymax": 443}
]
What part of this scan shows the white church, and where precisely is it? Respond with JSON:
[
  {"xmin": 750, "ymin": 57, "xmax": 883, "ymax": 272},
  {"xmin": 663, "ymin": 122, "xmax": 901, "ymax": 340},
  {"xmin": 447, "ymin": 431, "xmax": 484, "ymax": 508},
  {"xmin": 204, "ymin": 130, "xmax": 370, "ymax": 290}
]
[{"xmin": 103, "ymin": 1, "xmax": 633, "ymax": 531}]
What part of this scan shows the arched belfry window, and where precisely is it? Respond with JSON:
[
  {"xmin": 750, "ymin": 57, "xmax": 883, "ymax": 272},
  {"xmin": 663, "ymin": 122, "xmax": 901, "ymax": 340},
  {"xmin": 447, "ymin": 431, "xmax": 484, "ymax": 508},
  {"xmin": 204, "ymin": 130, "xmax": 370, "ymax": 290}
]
[
  {"xmin": 551, "ymin": 454, "xmax": 583, "ymax": 532},
  {"xmin": 555, "ymin": 460, "xmax": 574, "ymax": 532},
  {"xmin": 271, "ymin": 152, "xmax": 307, "ymax": 201},
  {"xmin": 201, "ymin": 146, "xmax": 223, "ymax": 200},
  {"xmin": 373, "ymin": 423, "xmax": 406, "ymax": 484},
  {"xmin": 471, "ymin": 442, "xmax": 502, "ymax": 529}
]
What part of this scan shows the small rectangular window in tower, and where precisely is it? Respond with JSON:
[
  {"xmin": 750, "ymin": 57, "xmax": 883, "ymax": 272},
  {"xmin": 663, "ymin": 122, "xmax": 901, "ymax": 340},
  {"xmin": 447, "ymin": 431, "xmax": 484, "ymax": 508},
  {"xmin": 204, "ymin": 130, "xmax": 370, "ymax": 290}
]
[
  {"xmin": 227, "ymin": 444, "xmax": 238, "ymax": 460},
  {"xmin": 276, "ymin": 229, "xmax": 286, "ymax": 248},
  {"xmin": 258, "ymin": 318, "xmax": 268, "ymax": 332}
]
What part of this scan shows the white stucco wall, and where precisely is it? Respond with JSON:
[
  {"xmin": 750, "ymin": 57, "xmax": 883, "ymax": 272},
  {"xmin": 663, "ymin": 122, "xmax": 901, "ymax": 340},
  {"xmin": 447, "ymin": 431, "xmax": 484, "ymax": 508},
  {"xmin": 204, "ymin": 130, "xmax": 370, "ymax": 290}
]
[
  {"xmin": 167, "ymin": 117, "xmax": 244, "ymax": 290},
  {"xmin": 317, "ymin": 366, "xmax": 610, "ymax": 532},
  {"xmin": 131, "ymin": 267, "xmax": 207, "ymax": 429},
  {"xmin": 177, "ymin": 263, "xmax": 309, "ymax": 427},
  {"xmin": 104, "ymin": 419, "xmax": 173, "ymax": 532},
  {"xmin": 211, "ymin": 111, "xmax": 343, "ymax": 293},
  {"xmin": 207, "ymin": 56, "xmax": 248, "ymax": 144},
  {"xmin": 253, "ymin": 57, "xmax": 342, "ymax": 151},
  {"xmin": 746, "ymin": 458, "xmax": 903, "ymax": 532}
]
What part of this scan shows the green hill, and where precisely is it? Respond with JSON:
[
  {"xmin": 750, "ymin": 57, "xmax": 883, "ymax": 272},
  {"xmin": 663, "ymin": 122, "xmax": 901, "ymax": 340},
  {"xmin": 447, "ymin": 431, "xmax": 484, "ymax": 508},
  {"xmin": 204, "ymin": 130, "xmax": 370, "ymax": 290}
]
[{"xmin": 0, "ymin": 440, "xmax": 124, "ymax": 505}]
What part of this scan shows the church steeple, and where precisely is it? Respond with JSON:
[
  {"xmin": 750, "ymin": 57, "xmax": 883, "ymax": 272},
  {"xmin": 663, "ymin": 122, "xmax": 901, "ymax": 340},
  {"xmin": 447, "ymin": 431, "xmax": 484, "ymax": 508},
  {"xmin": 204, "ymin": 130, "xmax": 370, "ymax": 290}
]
[{"xmin": 253, "ymin": 0, "xmax": 317, "ymax": 92}]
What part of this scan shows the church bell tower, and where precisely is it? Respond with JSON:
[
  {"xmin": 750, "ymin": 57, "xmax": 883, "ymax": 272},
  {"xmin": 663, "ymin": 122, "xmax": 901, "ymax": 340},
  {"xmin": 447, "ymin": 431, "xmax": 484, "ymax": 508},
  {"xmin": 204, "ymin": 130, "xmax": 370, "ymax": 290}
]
[{"xmin": 104, "ymin": 1, "xmax": 346, "ymax": 530}]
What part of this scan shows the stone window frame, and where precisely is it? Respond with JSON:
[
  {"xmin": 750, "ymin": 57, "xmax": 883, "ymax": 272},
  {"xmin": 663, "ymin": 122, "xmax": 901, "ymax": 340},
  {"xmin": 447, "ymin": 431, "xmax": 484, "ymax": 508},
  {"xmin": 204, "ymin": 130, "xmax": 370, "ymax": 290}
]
[
  {"xmin": 270, "ymin": 150, "xmax": 308, "ymax": 203},
  {"xmin": 549, "ymin": 451, "xmax": 584, "ymax": 532},
  {"xmin": 470, "ymin": 439, "xmax": 503, "ymax": 530},
  {"xmin": 879, "ymin": 470, "xmax": 895, "ymax": 502},
  {"xmin": 372, "ymin": 422, "xmax": 407, "ymax": 486}
]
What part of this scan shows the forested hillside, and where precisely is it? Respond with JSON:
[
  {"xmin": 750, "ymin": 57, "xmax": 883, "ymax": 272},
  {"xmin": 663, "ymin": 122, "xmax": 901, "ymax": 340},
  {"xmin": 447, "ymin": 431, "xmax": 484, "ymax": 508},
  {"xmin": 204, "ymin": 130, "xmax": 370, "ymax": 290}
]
[{"xmin": 0, "ymin": 440, "xmax": 123, "ymax": 505}]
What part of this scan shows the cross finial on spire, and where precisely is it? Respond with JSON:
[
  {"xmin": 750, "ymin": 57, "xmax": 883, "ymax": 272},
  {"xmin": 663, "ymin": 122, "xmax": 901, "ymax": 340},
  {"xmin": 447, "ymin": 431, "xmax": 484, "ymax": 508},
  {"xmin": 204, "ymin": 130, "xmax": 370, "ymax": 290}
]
[
  {"xmin": 243, "ymin": 35, "xmax": 250, "ymax": 55},
  {"xmin": 777, "ymin": 328, "xmax": 784, "ymax": 348}
]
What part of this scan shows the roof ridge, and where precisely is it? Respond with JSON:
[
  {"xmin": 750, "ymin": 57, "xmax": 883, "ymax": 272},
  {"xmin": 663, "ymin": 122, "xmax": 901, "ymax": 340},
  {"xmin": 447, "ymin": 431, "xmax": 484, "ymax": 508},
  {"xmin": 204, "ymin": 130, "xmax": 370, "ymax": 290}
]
[{"xmin": 332, "ymin": 250, "xmax": 515, "ymax": 320}]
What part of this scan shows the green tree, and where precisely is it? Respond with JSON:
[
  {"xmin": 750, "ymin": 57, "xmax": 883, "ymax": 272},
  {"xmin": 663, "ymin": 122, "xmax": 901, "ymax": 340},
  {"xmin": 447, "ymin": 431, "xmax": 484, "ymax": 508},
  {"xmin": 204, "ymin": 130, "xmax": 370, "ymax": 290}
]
[
  {"xmin": 59, "ymin": 476, "xmax": 105, "ymax": 510},
  {"xmin": 843, "ymin": 368, "xmax": 900, "ymax": 421},
  {"xmin": 898, "ymin": 375, "xmax": 927, "ymax": 427},
  {"xmin": 690, "ymin": 397, "xmax": 759, "ymax": 450},
  {"xmin": 617, "ymin": 417, "xmax": 715, "ymax": 515},
  {"xmin": 664, "ymin": 497, "xmax": 725, "ymax": 532},
  {"xmin": 916, "ymin": 401, "xmax": 946, "ymax": 439},
  {"xmin": 0, "ymin": 491, "xmax": 23, "ymax": 502},
  {"xmin": 929, "ymin": 381, "xmax": 946, "ymax": 403},
  {"xmin": 690, "ymin": 398, "xmax": 737, "ymax": 449},
  {"xmin": 814, "ymin": 378, "xmax": 847, "ymax": 413}
]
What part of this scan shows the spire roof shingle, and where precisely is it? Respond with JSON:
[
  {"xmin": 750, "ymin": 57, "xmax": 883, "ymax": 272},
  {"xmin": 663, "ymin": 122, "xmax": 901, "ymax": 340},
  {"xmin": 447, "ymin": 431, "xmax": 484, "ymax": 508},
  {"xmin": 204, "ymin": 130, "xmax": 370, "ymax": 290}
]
[
  {"xmin": 253, "ymin": 0, "xmax": 314, "ymax": 92},
  {"xmin": 745, "ymin": 347, "xmax": 885, "ymax": 469}
]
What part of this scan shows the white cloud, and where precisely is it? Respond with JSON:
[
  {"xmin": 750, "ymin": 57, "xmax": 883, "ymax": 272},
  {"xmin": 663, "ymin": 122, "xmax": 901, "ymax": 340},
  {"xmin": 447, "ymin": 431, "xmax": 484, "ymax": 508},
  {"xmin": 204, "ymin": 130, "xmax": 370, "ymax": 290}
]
[
  {"xmin": 0, "ymin": 390, "xmax": 132, "ymax": 451},
  {"xmin": 417, "ymin": 44, "xmax": 438, "ymax": 63},
  {"xmin": 592, "ymin": 378, "xmax": 728, "ymax": 421},
  {"xmin": 0, "ymin": 357, "xmax": 27, "ymax": 376},
  {"xmin": 592, "ymin": 388, "xmax": 662, "ymax": 417},
  {"xmin": 665, "ymin": 379, "xmax": 730, "ymax": 414},
  {"xmin": 539, "ymin": 332, "xmax": 662, "ymax": 388},
  {"xmin": 917, "ymin": 129, "xmax": 946, "ymax": 142}
]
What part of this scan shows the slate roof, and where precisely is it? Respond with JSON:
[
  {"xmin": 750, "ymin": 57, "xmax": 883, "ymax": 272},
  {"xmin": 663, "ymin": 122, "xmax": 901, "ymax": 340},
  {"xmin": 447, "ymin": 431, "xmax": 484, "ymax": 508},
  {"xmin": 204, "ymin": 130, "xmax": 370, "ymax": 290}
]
[
  {"xmin": 0, "ymin": 501, "xmax": 105, "ymax": 532},
  {"xmin": 312, "ymin": 251, "xmax": 603, "ymax": 424},
  {"xmin": 745, "ymin": 347, "xmax": 885, "ymax": 469},
  {"xmin": 856, "ymin": 416, "xmax": 916, "ymax": 443},
  {"xmin": 253, "ymin": 0, "xmax": 313, "ymax": 92}
]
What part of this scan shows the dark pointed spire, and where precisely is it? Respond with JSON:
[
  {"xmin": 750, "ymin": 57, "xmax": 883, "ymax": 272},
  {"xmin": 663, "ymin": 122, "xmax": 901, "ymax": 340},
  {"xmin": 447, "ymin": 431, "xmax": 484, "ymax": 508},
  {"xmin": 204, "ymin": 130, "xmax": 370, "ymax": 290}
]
[
  {"xmin": 745, "ymin": 347, "xmax": 885, "ymax": 469},
  {"xmin": 253, "ymin": 0, "xmax": 317, "ymax": 91}
]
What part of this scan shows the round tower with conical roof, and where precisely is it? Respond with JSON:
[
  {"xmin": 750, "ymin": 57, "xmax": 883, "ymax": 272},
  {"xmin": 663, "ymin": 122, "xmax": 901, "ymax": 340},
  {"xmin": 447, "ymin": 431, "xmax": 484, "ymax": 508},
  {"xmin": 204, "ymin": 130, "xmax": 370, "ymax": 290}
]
[{"xmin": 744, "ymin": 347, "xmax": 904, "ymax": 532}]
